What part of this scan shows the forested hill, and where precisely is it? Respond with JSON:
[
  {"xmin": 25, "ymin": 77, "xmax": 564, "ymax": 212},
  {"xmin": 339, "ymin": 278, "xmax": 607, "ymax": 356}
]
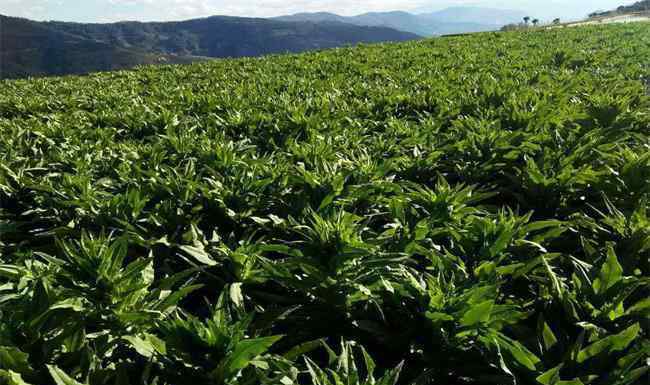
[
  {"xmin": 0, "ymin": 14, "xmax": 419, "ymax": 79},
  {"xmin": 611, "ymin": 0, "xmax": 649, "ymax": 13},
  {"xmin": 590, "ymin": 0, "xmax": 650, "ymax": 16},
  {"xmin": 0, "ymin": 15, "xmax": 199, "ymax": 79}
]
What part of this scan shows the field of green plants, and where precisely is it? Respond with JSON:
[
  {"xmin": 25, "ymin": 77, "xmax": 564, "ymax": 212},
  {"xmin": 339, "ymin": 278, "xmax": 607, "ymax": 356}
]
[{"xmin": 0, "ymin": 23, "xmax": 649, "ymax": 385}]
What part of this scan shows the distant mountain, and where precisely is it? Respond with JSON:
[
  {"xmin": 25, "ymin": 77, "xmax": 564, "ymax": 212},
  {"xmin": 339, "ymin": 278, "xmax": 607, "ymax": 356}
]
[
  {"xmin": 0, "ymin": 15, "xmax": 418, "ymax": 79},
  {"xmin": 590, "ymin": 0, "xmax": 650, "ymax": 17},
  {"xmin": 274, "ymin": 7, "xmax": 528, "ymax": 36},
  {"xmin": 273, "ymin": 12, "xmax": 350, "ymax": 24},
  {"xmin": 423, "ymin": 7, "xmax": 527, "ymax": 26},
  {"xmin": 276, "ymin": 11, "xmax": 440, "ymax": 36},
  {"xmin": 414, "ymin": 1, "xmax": 594, "ymax": 21}
]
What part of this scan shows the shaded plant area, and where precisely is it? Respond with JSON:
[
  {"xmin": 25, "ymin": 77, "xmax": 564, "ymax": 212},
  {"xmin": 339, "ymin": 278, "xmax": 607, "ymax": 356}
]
[{"xmin": 0, "ymin": 23, "xmax": 648, "ymax": 385}]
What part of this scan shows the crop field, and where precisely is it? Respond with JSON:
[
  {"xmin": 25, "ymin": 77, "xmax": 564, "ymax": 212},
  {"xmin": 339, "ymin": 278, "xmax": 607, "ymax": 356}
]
[{"xmin": 0, "ymin": 23, "xmax": 649, "ymax": 385}]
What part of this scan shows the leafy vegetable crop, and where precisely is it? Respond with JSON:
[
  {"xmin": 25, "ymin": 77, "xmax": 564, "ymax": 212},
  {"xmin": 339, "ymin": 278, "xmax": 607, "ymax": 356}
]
[{"xmin": 0, "ymin": 23, "xmax": 648, "ymax": 385}]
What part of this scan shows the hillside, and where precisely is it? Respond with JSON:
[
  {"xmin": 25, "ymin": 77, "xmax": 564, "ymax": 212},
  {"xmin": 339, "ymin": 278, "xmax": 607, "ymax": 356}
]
[
  {"xmin": 590, "ymin": 0, "xmax": 650, "ymax": 16},
  {"xmin": 0, "ymin": 15, "xmax": 197, "ymax": 79},
  {"xmin": 275, "ymin": 7, "xmax": 526, "ymax": 36},
  {"xmin": 1, "ymin": 24, "xmax": 649, "ymax": 385},
  {"xmin": 0, "ymin": 14, "xmax": 418, "ymax": 79}
]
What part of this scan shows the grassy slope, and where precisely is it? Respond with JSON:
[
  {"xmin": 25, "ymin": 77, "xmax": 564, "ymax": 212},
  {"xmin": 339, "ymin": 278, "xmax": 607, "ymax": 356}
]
[{"xmin": 0, "ymin": 24, "xmax": 648, "ymax": 385}]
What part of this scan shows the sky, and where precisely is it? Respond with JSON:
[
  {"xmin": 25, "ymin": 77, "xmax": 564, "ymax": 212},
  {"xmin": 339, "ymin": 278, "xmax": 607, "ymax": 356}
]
[{"xmin": 0, "ymin": 0, "xmax": 639, "ymax": 23}]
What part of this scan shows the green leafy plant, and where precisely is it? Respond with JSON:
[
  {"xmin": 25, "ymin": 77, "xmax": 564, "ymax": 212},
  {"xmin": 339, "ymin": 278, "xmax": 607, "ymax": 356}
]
[{"xmin": 1, "ymin": 22, "xmax": 648, "ymax": 385}]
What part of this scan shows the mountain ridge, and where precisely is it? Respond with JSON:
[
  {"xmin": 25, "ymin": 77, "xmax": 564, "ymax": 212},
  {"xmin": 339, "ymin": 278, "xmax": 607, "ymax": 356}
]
[
  {"xmin": 0, "ymin": 14, "xmax": 418, "ymax": 79},
  {"xmin": 590, "ymin": 0, "xmax": 650, "ymax": 17},
  {"xmin": 0, "ymin": 15, "xmax": 199, "ymax": 79},
  {"xmin": 273, "ymin": 7, "xmax": 528, "ymax": 36}
]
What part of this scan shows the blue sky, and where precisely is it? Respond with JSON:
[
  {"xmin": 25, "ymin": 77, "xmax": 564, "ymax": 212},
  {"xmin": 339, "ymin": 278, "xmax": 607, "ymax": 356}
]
[{"xmin": 0, "ymin": 0, "xmax": 637, "ymax": 23}]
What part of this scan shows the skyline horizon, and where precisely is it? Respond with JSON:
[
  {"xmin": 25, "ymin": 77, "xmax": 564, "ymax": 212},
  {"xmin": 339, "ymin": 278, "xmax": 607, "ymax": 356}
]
[{"xmin": 0, "ymin": 1, "xmax": 639, "ymax": 24}]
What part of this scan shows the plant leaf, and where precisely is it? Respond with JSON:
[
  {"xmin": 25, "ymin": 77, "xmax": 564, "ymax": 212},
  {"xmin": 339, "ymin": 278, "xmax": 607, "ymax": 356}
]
[
  {"xmin": 212, "ymin": 335, "xmax": 282, "ymax": 381},
  {"xmin": 577, "ymin": 323, "xmax": 640, "ymax": 363},
  {"xmin": 47, "ymin": 365, "xmax": 86, "ymax": 385},
  {"xmin": 592, "ymin": 245, "xmax": 623, "ymax": 294}
]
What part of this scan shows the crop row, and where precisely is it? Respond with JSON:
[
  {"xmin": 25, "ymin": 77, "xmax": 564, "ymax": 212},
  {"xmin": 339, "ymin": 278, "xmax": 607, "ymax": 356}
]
[{"xmin": 0, "ymin": 24, "xmax": 648, "ymax": 385}]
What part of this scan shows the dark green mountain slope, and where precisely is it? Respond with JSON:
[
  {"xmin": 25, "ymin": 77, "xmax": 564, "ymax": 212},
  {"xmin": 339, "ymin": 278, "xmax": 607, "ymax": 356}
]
[
  {"xmin": 46, "ymin": 16, "xmax": 419, "ymax": 57},
  {"xmin": 0, "ymin": 15, "xmax": 419, "ymax": 79},
  {"xmin": 590, "ymin": 0, "xmax": 650, "ymax": 17},
  {"xmin": 0, "ymin": 15, "xmax": 196, "ymax": 79}
]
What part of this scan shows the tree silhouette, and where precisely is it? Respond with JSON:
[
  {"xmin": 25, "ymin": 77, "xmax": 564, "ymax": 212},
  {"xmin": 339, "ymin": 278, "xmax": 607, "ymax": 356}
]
[
  {"xmin": 523, "ymin": 16, "xmax": 531, "ymax": 25},
  {"xmin": 533, "ymin": 19, "xmax": 540, "ymax": 26},
  {"xmin": 553, "ymin": 18, "xmax": 561, "ymax": 24}
]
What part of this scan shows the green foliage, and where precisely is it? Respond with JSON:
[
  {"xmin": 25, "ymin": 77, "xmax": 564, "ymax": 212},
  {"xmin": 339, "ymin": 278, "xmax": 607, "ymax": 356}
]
[
  {"xmin": 304, "ymin": 341, "xmax": 403, "ymax": 385},
  {"xmin": 1, "ymin": 23, "xmax": 649, "ymax": 385}
]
